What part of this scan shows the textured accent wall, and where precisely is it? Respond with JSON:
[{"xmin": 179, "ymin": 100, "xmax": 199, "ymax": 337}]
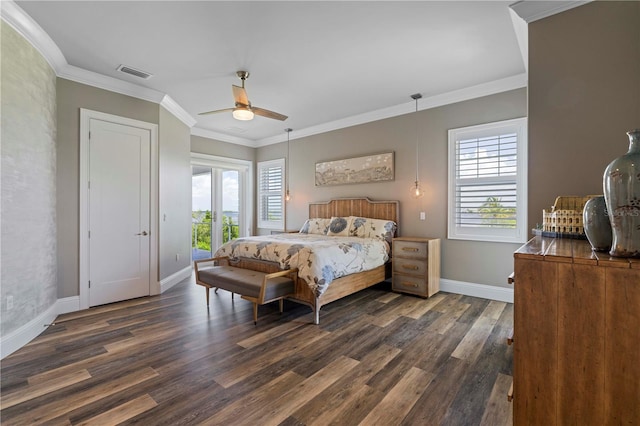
[{"xmin": 1, "ymin": 22, "xmax": 58, "ymax": 337}]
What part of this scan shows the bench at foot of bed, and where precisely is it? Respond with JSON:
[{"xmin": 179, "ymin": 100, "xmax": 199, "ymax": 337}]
[{"xmin": 194, "ymin": 256, "xmax": 297, "ymax": 325}]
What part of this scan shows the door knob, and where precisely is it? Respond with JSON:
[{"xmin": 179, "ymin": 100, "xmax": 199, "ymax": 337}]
[{"xmin": 136, "ymin": 231, "xmax": 148, "ymax": 236}]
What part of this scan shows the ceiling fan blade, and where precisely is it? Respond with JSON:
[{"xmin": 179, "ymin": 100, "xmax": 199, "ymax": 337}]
[
  {"xmin": 232, "ymin": 85, "xmax": 249, "ymax": 105},
  {"xmin": 198, "ymin": 107, "xmax": 234, "ymax": 116},
  {"xmin": 252, "ymin": 106, "xmax": 288, "ymax": 121}
]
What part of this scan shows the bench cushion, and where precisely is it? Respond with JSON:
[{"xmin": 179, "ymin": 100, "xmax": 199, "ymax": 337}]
[{"xmin": 198, "ymin": 265, "xmax": 294, "ymax": 300}]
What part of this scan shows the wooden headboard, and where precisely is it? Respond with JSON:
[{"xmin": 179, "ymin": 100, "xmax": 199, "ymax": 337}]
[{"xmin": 308, "ymin": 197, "xmax": 400, "ymax": 234}]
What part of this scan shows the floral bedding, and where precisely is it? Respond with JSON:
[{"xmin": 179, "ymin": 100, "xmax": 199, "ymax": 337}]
[{"xmin": 214, "ymin": 233, "xmax": 390, "ymax": 297}]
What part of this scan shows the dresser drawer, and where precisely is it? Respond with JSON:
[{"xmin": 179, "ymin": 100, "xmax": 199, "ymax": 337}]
[
  {"xmin": 392, "ymin": 274, "xmax": 427, "ymax": 295},
  {"xmin": 393, "ymin": 240, "xmax": 428, "ymax": 259},
  {"xmin": 393, "ymin": 257, "xmax": 428, "ymax": 276}
]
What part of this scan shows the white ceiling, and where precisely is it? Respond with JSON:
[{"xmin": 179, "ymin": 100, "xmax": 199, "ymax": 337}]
[{"xmin": 14, "ymin": 1, "xmax": 530, "ymax": 146}]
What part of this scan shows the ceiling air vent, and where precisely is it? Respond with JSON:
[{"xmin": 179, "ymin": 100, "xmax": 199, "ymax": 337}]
[{"xmin": 116, "ymin": 64, "xmax": 153, "ymax": 80}]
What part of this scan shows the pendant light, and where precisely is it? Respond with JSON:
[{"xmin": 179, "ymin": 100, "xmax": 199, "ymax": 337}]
[
  {"xmin": 285, "ymin": 128, "xmax": 292, "ymax": 202},
  {"xmin": 410, "ymin": 93, "xmax": 424, "ymax": 199}
]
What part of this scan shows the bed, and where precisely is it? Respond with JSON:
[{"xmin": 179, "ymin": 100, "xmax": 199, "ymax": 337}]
[{"xmin": 214, "ymin": 197, "xmax": 399, "ymax": 324}]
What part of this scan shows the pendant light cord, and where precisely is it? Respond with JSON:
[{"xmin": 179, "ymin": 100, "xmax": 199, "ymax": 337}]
[
  {"xmin": 415, "ymin": 97, "xmax": 419, "ymax": 183},
  {"xmin": 285, "ymin": 128, "xmax": 292, "ymax": 200},
  {"xmin": 411, "ymin": 93, "xmax": 422, "ymax": 184}
]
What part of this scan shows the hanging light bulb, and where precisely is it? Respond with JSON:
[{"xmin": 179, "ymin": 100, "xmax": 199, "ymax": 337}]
[
  {"xmin": 285, "ymin": 128, "xmax": 292, "ymax": 202},
  {"xmin": 410, "ymin": 93, "xmax": 425, "ymax": 199}
]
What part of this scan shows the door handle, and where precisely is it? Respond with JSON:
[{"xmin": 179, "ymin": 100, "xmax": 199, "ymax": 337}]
[{"xmin": 136, "ymin": 231, "xmax": 148, "ymax": 236}]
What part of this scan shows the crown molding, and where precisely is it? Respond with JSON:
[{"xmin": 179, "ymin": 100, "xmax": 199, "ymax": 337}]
[
  {"xmin": 509, "ymin": 0, "xmax": 591, "ymax": 23},
  {"xmin": 190, "ymin": 127, "xmax": 257, "ymax": 148},
  {"xmin": 509, "ymin": 7, "xmax": 528, "ymax": 72},
  {"xmin": 1, "ymin": 0, "xmax": 67, "ymax": 72},
  {"xmin": 58, "ymin": 63, "xmax": 165, "ymax": 104},
  {"xmin": 1, "ymin": 0, "xmax": 196, "ymax": 128},
  {"xmin": 160, "ymin": 95, "xmax": 197, "ymax": 128},
  {"xmin": 254, "ymin": 73, "xmax": 527, "ymax": 147}
]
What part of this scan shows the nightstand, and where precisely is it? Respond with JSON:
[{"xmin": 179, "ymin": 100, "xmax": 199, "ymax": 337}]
[{"xmin": 392, "ymin": 237, "xmax": 440, "ymax": 297}]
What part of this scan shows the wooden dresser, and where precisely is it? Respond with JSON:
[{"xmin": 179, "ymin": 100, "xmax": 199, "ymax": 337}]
[
  {"xmin": 512, "ymin": 237, "xmax": 640, "ymax": 425},
  {"xmin": 391, "ymin": 237, "xmax": 440, "ymax": 298}
]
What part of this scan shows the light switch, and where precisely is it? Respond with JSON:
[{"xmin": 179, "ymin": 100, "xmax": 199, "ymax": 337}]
[{"xmin": 420, "ymin": 212, "xmax": 426, "ymax": 220}]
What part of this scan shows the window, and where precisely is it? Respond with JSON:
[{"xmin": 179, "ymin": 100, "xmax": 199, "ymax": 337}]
[
  {"xmin": 448, "ymin": 117, "xmax": 527, "ymax": 243},
  {"xmin": 257, "ymin": 158, "xmax": 285, "ymax": 229}
]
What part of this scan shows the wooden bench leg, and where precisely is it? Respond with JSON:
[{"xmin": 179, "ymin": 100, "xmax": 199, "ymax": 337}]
[
  {"xmin": 253, "ymin": 303, "xmax": 258, "ymax": 325},
  {"xmin": 279, "ymin": 299, "xmax": 284, "ymax": 313},
  {"xmin": 205, "ymin": 287, "xmax": 210, "ymax": 306}
]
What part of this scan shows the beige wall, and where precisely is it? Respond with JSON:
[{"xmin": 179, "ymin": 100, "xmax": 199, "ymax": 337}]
[
  {"xmin": 159, "ymin": 106, "xmax": 192, "ymax": 280},
  {"xmin": 1, "ymin": 23, "xmax": 58, "ymax": 337},
  {"xmin": 257, "ymin": 89, "xmax": 527, "ymax": 288},
  {"xmin": 528, "ymin": 1, "xmax": 640, "ymax": 231},
  {"xmin": 191, "ymin": 135, "xmax": 255, "ymax": 162},
  {"xmin": 56, "ymin": 79, "xmax": 159, "ymax": 297}
]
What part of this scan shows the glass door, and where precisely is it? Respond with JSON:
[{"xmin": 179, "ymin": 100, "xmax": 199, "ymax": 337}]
[
  {"xmin": 221, "ymin": 169, "xmax": 240, "ymax": 243},
  {"xmin": 191, "ymin": 154, "xmax": 251, "ymax": 261},
  {"xmin": 192, "ymin": 166, "xmax": 214, "ymax": 260}
]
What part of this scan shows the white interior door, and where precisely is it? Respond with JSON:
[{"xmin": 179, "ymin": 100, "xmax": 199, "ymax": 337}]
[{"xmin": 88, "ymin": 119, "xmax": 151, "ymax": 306}]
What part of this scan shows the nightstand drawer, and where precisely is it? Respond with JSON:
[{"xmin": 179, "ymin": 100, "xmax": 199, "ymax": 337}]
[
  {"xmin": 393, "ymin": 240, "xmax": 428, "ymax": 259},
  {"xmin": 392, "ymin": 274, "xmax": 427, "ymax": 294},
  {"xmin": 393, "ymin": 257, "xmax": 428, "ymax": 276}
]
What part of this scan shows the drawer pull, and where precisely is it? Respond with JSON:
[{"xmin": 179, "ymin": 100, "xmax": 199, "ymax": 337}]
[
  {"xmin": 401, "ymin": 264, "xmax": 419, "ymax": 270},
  {"xmin": 401, "ymin": 281, "xmax": 418, "ymax": 288},
  {"xmin": 401, "ymin": 247, "xmax": 419, "ymax": 252}
]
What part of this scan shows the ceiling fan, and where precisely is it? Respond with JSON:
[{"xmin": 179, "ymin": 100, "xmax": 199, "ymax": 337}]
[{"xmin": 198, "ymin": 71, "xmax": 288, "ymax": 121}]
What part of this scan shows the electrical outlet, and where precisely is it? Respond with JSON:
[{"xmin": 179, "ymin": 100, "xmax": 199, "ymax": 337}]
[
  {"xmin": 7, "ymin": 295, "xmax": 14, "ymax": 310},
  {"xmin": 420, "ymin": 212, "xmax": 426, "ymax": 220}
]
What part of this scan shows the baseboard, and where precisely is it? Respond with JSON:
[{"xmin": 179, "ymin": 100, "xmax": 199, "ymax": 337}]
[
  {"xmin": 440, "ymin": 279, "xmax": 514, "ymax": 303},
  {"xmin": 1, "ymin": 303, "xmax": 57, "ymax": 359},
  {"xmin": 56, "ymin": 296, "xmax": 80, "ymax": 315},
  {"xmin": 0, "ymin": 296, "xmax": 85, "ymax": 360},
  {"xmin": 160, "ymin": 266, "xmax": 192, "ymax": 293},
  {"xmin": 1, "ymin": 269, "xmax": 190, "ymax": 360}
]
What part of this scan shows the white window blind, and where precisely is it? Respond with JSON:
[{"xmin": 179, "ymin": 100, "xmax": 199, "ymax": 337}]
[
  {"xmin": 257, "ymin": 158, "xmax": 284, "ymax": 229},
  {"xmin": 448, "ymin": 118, "xmax": 527, "ymax": 243}
]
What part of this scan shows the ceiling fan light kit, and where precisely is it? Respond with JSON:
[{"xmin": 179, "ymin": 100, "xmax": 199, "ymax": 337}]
[
  {"xmin": 232, "ymin": 107, "xmax": 254, "ymax": 121},
  {"xmin": 199, "ymin": 70, "xmax": 288, "ymax": 122}
]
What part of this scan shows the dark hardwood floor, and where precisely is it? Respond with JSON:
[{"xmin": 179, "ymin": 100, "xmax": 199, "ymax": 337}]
[{"xmin": 0, "ymin": 275, "xmax": 513, "ymax": 425}]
